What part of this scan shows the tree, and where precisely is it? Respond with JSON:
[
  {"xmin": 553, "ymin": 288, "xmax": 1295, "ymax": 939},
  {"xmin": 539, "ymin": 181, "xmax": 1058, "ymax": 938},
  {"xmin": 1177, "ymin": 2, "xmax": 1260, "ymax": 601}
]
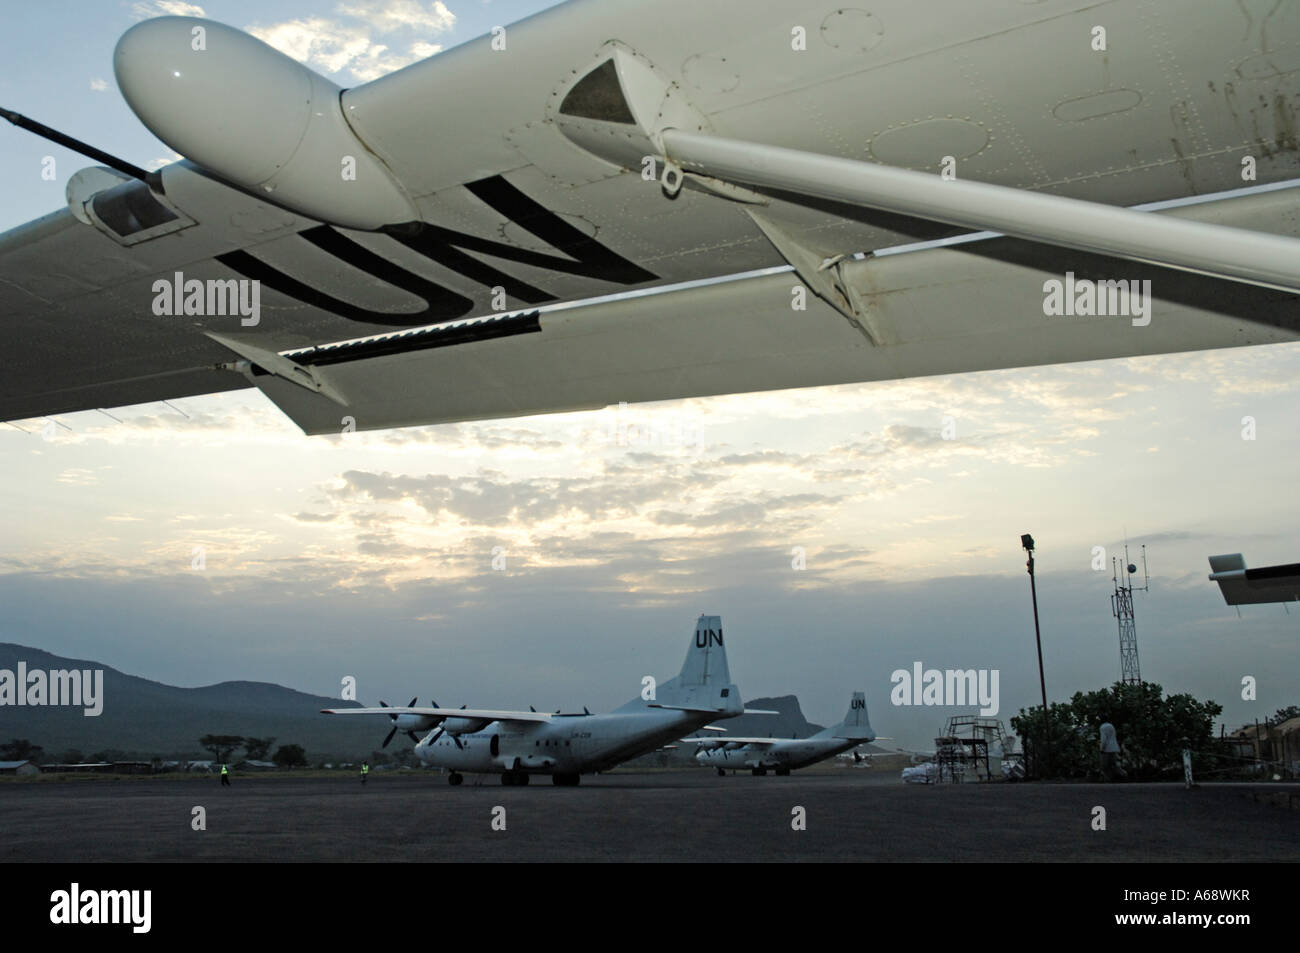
[
  {"xmin": 0, "ymin": 739, "xmax": 43, "ymax": 763},
  {"xmin": 243, "ymin": 737, "xmax": 276, "ymax": 761},
  {"xmin": 1011, "ymin": 681, "xmax": 1225, "ymax": 780},
  {"xmin": 57, "ymin": 749, "xmax": 86, "ymax": 765},
  {"xmin": 272, "ymin": 744, "xmax": 307, "ymax": 768},
  {"xmin": 1010, "ymin": 703, "xmax": 1091, "ymax": 779},
  {"xmin": 1071, "ymin": 682, "xmax": 1222, "ymax": 780},
  {"xmin": 199, "ymin": 735, "xmax": 245, "ymax": 763},
  {"xmin": 1272, "ymin": 705, "xmax": 1300, "ymax": 724}
]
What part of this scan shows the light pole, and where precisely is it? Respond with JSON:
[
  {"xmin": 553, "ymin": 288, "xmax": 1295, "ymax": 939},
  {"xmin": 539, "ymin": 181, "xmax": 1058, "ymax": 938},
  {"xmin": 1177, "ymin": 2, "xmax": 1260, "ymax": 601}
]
[{"xmin": 1022, "ymin": 534, "xmax": 1049, "ymax": 775}]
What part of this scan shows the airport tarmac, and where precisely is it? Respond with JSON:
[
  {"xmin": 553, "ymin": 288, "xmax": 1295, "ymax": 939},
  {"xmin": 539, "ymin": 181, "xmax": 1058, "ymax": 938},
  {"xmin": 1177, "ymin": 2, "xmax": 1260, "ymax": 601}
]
[{"xmin": 3, "ymin": 771, "xmax": 1297, "ymax": 862}]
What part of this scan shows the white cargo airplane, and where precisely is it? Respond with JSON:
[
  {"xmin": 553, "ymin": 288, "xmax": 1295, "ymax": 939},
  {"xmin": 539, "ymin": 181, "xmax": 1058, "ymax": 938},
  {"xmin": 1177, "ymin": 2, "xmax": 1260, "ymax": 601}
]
[
  {"xmin": 2, "ymin": 3, "xmax": 1299, "ymax": 432},
  {"xmin": 686, "ymin": 691, "xmax": 876, "ymax": 776},
  {"xmin": 322, "ymin": 615, "xmax": 769, "ymax": 786}
]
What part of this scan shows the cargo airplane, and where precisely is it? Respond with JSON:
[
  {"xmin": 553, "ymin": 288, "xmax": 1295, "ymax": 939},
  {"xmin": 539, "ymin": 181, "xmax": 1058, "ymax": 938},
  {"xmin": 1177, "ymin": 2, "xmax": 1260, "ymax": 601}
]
[
  {"xmin": 686, "ymin": 691, "xmax": 876, "ymax": 776},
  {"xmin": 322, "ymin": 615, "xmax": 771, "ymax": 786},
  {"xmin": 2, "ymin": 2, "xmax": 1299, "ymax": 433}
]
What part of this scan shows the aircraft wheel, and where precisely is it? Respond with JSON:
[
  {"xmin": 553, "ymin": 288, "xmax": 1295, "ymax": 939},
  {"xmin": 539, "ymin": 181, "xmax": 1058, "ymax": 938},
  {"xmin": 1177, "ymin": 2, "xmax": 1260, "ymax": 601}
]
[
  {"xmin": 518, "ymin": 772, "xmax": 530, "ymax": 786},
  {"xmin": 501, "ymin": 772, "xmax": 515, "ymax": 786},
  {"xmin": 448, "ymin": 772, "xmax": 463, "ymax": 786},
  {"xmin": 752, "ymin": 767, "xmax": 767, "ymax": 776},
  {"xmin": 716, "ymin": 767, "xmax": 726, "ymax": 777}
]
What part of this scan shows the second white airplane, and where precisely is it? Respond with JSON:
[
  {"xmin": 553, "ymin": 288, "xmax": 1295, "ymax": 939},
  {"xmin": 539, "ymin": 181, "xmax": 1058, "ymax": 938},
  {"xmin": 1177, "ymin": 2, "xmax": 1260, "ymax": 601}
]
[{"xmin": 687, "ymin": 692, "xmax": 876, "ymax": 776}]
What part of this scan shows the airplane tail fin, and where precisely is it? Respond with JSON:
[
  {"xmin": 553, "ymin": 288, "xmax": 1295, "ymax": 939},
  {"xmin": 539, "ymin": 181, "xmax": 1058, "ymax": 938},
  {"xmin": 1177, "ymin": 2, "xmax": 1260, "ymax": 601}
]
[
  {"xmin": 829, "ymin": 691, "xmax": 875, "ymax": 741},
  {"xmin": 650, "ymin": 615, "xmax": 742, "ymax": 716}
]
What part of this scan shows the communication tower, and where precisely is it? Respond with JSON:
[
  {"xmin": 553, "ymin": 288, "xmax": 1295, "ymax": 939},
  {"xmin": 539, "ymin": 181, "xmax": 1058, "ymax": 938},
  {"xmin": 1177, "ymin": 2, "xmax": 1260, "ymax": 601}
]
[{"xmin": 1111, "ymin": 544, "xmax": 1149, "ymax": 685}]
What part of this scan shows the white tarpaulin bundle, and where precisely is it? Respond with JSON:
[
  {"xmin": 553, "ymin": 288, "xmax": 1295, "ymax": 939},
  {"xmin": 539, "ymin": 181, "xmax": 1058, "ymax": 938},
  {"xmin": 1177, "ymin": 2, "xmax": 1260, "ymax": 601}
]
[{"xmin": 901, "ymin": 763, "xmax": 938, "ymax": 784}]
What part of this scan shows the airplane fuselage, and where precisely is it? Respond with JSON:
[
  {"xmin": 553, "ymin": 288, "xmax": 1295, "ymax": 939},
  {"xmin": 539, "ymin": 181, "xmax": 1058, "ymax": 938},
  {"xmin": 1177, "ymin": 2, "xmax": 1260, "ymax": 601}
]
[
  {"xmin": 416, "ymin": 709, "xmax": 705, "ymax": 778},
  {"xmin": 698, "ymin": 737, "xmax": 860, "ymax": 773}
]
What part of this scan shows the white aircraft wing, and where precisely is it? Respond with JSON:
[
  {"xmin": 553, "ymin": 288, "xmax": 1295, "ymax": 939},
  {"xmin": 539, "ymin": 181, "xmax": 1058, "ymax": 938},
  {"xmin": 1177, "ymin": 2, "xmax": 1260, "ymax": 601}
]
[
  {"xmin": 321, "ymin": 706, "xmax": 553, "ymax": 724},
  {"xmin": 4, "ymin": 3, "xmax": 1300, "ymax": 433},
  {"xmin": 681, "ymin": 737, "xmax": 780, "ymax": 747},
  {"xmin": 1208, "ymin": 554, "xmax": 1300, "ymax": 606}
]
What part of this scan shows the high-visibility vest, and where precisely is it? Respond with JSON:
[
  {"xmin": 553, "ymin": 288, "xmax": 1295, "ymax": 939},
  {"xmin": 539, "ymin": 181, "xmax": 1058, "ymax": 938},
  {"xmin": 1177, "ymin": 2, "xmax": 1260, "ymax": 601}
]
[
  {"xmin": 361, "ymin": 764, "xmax": 369, "ymax": 774},
  {"xmin": 220, "ymin": 765, "xmax": 228, "ymax": 775}
]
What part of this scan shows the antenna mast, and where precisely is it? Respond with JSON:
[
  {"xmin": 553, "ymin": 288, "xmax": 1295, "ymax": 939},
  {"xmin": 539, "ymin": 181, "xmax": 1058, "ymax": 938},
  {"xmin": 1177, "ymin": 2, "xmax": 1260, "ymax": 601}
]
[{"xmin": 1110, "ymin": 544, "xmax": 1149, "ymax": 685}]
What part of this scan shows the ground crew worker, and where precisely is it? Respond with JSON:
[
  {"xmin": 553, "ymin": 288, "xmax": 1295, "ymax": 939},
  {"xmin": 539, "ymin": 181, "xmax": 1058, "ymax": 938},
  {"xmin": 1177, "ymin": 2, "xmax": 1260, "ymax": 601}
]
[
  {"xmin": 220, "ymin": 763, "xmax": 230, "ymax": 786},
  {"xmin": 361, "ymin": 761, "xmax": 369, "ymax": 785},
  {"xmin": 1099, "ymin": 721, "xmax": 1121, "ymax": 780}
]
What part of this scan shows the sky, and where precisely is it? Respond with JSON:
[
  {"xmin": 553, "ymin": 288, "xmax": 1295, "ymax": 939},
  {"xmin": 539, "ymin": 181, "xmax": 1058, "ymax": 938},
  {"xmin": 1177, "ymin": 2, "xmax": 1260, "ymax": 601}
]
[{"xmin": 2, "ymin": 1, "xmax": 1299, "ymax": 752}]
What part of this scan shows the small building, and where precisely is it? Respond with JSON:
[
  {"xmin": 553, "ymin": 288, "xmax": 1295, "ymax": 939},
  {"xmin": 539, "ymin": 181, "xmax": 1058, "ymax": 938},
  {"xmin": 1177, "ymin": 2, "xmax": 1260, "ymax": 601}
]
[
  {"xmin": 0, "ymin": 760, "xmax": 41, "ymax": 776},
  {"xmin": 39, "ymin": 763, "xmax": 114, "ymax": 774},
  {"xmin": 1227, "ymin": 716, "xmax": 1300, "ymax": 777},
  {"xmin": 111, "ymin": 761, "xmax": 154, "ymax": 775}
]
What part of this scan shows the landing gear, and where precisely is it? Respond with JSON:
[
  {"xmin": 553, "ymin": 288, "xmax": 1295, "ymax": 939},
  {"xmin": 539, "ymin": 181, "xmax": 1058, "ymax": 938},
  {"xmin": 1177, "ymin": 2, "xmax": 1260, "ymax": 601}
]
[
  {"xmin": 448, "ymin": 772, "xmax": 463, "ymax": 786},
  {"xmin": 752, "ymin": 767, "xmax": 767, "ymax": 776},
  {"xmin": 776, "ymin": 767, "xmax": 790, "ymax": 776},
  {"xmin": 501, "ymin": 771, "xmax": 530, "ymax": 786},
  {"xmin": 716, "ymin": 767, "xmax": 726, "ymax": 777},
  {"xmin": 552, "ymin": 772, "xmax": 581, "ymax": 786}
]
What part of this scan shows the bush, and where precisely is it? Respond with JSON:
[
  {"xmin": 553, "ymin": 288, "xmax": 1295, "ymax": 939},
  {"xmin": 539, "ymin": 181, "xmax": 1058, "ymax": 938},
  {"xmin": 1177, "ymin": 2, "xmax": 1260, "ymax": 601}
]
[{"xmin": 1011, "ymin": 681, "xmax": 1224, "ymax": 780}]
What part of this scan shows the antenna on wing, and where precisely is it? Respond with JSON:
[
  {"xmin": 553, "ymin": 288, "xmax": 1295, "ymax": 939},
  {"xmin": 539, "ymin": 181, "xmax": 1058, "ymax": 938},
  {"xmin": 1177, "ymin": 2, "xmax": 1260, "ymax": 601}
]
[{"xmin": 1, "ymin": 107, "xmax": 152, "ymax": 183}]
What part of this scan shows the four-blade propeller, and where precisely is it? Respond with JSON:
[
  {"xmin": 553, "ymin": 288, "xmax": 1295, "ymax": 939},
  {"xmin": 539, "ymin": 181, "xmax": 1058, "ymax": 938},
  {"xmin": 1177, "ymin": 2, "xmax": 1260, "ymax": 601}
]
[{"xmin": 379, "ymin": 697, "xmax": 419, "ymax": 748}]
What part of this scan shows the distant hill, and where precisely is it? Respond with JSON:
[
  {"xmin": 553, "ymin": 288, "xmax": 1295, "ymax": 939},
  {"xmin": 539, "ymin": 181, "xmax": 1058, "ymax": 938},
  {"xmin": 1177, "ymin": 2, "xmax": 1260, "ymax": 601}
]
[
  {"xmin": 0, "ymin": 643, "xmax": 380, "ymax": 761},
  {"xmin": 627, "ymin": 694, "xmax": 824, "ymax": 767},
  {"xmin": 726, "ymin": 695, "xmax": 824, "ymax": 740}
]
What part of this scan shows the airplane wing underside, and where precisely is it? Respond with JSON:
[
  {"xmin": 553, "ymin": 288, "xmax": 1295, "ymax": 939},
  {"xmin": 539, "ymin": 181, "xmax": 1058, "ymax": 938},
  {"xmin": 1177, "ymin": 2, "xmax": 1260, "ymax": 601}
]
[
  {"xmin": 2, "ymin": 0, "xmax": 1299, "ymax": 433},
  {"xmin": 4, "ymin": 181, "xmax": 1296, "ymax": 434}
]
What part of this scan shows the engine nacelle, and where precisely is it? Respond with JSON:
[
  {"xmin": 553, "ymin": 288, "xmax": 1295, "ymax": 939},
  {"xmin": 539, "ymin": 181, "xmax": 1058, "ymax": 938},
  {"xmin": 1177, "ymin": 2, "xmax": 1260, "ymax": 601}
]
[
  {"xmin": 441, "ymin": 717, "xmax": 491, "ymax": 735},
  {"xmin": 394, "ymin": 714, "xmax": 438, "ymax": 733},
  {"xmin": 114, "ymin": 16, "xmax": 415, "ymax": 229}
]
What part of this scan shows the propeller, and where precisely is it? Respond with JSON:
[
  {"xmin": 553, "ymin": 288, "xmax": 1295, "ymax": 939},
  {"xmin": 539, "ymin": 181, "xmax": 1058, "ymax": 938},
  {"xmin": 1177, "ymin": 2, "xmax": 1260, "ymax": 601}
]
[
  {"xmin": 427, "ymin": 704, "xmax": 467, "ymax": 749},
  {"xmin": 379, "ymin": 697, "xmax": 418, "ymax": 748}
]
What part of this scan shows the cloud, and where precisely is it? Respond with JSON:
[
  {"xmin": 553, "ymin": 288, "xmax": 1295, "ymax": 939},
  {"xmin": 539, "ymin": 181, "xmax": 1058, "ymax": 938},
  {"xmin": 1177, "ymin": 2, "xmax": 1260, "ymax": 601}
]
[
  {"xmin": 89, "ymin": 78, "xmax": 109, "ymax": 92},
  {"xmin": 145, "ymin": 150, "xmax": 183, "ymax": 172},
  {"xmin": 336, "ymin": 0, "xmax": 455, "ymax": 32},
  {"xmin": 56, "ymin": 468, "xmax": 98, "ymax": 486},
  {"xmin": 131, "ymin": 1, "xmax": 206, "ymax": 18},
  {"xmin": 247, "ymin": 1, "xmax": 455, "ymax": 84}
]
